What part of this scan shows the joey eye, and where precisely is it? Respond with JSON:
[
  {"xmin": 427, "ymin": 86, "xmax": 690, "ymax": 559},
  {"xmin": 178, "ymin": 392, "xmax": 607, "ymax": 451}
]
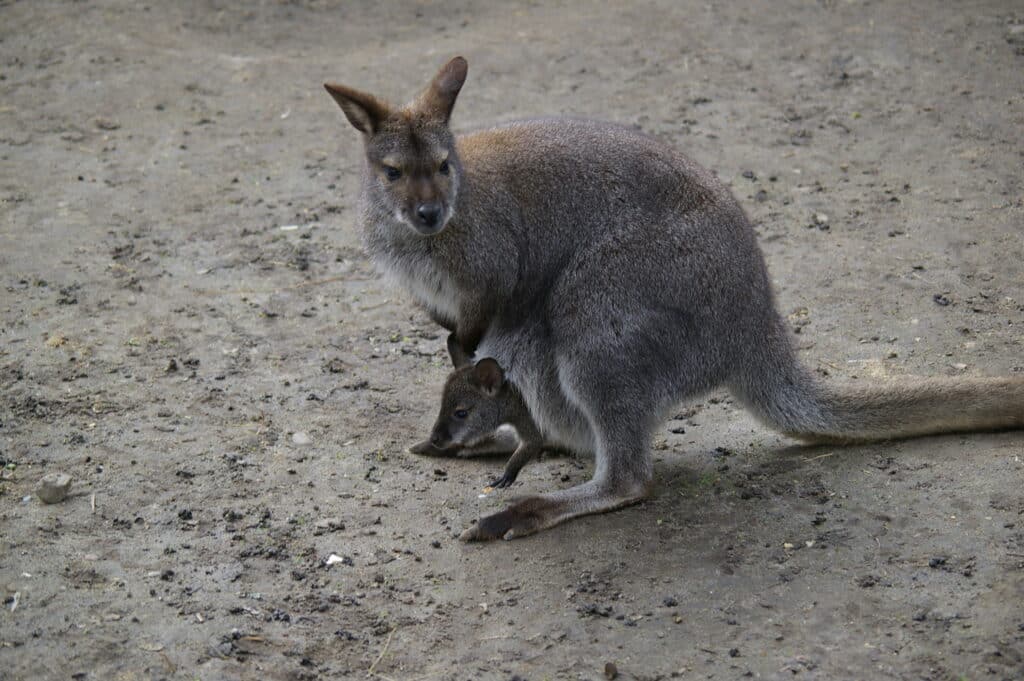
[
  {"xmin": 438, "ymin": 159, "xmax": 450, "ymax": 175},
  {"xmin": 383, "ymin": 166, "xmax": 402, "ymax": 181},
  {"xmin": 453, "ymin": 409, "xmax": 469, "ymax": 420}
]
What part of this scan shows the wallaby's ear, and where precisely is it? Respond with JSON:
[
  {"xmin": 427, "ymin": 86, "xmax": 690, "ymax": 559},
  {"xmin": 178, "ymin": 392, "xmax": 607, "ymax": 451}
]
[
  {"xmin": 415, "ymin": 56, "xmax": 468, "ymax": 123},
  {"xmin": 324, "ymin": 83, "xmax": 390, "ymax": 135},
  {"xmin": 471, "ymin": 358, "xmax": 504, "ymax": 397},
  {"xmin": 446, "ymin": 333, "xmax": 472, "ymax": 369}
]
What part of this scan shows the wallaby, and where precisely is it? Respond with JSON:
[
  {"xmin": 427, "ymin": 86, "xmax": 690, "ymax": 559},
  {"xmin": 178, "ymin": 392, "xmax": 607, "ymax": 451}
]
[
  {"xmin": 418, "ymin": 334, "xmax": 546, "ymax": 489},
  {"xmin": 325, "ymin": 56, "xmax": 1024, "ymax": 541}
]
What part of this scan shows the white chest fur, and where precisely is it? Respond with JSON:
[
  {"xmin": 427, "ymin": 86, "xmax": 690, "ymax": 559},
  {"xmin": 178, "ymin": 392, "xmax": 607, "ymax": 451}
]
[{"xmin": 379, "ymin": 254, "xmax": 460, "ymax": 323}]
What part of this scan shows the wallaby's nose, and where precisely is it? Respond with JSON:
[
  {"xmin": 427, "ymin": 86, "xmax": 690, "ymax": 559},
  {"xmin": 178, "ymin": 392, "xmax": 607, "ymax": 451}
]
[
  {"xmin": 430, "ymin": 426, "xmax": 449, "ymax": 449},
  {"xmin": 416, "ymin": 202, "xmax": 442, "ymax": 229}
]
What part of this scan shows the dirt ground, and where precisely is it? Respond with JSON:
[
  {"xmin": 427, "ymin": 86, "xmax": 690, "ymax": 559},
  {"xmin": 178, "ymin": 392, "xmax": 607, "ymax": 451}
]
[{"xmin": 2, "ymin": 1, "xmax": 1023, "ymax": 679}]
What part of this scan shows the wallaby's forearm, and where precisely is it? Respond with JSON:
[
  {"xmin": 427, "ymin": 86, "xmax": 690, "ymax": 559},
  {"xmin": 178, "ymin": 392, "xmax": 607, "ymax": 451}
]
[
  {"xmin": 454, "ymin": 295, "xmax": 492, "ymax": 355},
  {"xmin": 492, "ymin": 443, "xmax": 542, "ymax": 488}
]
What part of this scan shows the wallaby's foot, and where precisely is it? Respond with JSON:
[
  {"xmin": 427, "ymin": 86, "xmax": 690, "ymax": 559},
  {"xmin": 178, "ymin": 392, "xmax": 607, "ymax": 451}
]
[
  {"xmin": 460, "ymin": 500, "xmax": 543, "ymax": 541},
  {"xmin": 460, "ymin": 480, "xmax": 649, "ymax": 541},
  {"xmin": 488, "ymin": 472, "xmax": 519, "ymax": 489}
]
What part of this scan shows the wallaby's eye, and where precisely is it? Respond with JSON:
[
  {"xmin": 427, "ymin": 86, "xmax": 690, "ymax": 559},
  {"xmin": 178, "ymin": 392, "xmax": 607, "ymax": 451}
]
[
  {"xmin": 453, "ymin": 408, "xmax": 469, "ymax": 420},
  {"xmin": 383, "ymin": 166, "xmax": 402, "ymax": 181},
  {"xmin": 438, "ymin": 160, "xmax": 450, "ymax": 175}
]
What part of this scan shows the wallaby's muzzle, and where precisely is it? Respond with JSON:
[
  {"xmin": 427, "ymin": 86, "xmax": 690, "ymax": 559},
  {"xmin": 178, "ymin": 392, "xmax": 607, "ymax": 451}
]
[
  {"xmin": 429, "ymin": 424, "xmax": 452, "ymax": 449},
  {"xmin": 416, "ymin": 202, "xmax": 443, "ymax": 230}
]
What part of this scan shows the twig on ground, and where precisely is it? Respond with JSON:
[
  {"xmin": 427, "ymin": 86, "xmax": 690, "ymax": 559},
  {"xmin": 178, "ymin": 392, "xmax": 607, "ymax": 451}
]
[{"xmin": 368, "ymin": 627, "xmax": 397, "ymax": 678}]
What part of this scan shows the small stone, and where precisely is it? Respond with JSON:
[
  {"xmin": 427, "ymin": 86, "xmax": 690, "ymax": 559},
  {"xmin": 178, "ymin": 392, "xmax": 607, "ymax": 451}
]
[
  {"xmin": 37, "ymin": 473, "xmax": 72, "ymax": 504},
  {"xmin": 604, "ymin": 661, "xmax": 619, "ymax": 680},
  {"xmin": 291, "ymin": 431, "xmax": 312, "ymax": 446},
  {"xmin": 313, "ymin": 517, "xmax": 345, "ymax": 534}
]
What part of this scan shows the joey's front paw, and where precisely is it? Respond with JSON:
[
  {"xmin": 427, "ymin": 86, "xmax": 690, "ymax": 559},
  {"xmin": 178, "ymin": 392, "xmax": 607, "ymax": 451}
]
[
  {"xmin": 459, "ymin": 498, "xmax": 546, "ymax": 542},
  {"xmin": 488, "ymin": 472, "xmax": 519, "ymax": 489}
]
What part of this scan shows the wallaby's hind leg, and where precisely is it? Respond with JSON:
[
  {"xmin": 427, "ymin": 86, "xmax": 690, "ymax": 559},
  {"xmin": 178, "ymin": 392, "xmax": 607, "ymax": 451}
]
[
  {"xmin": 460, "ymin": 478, "xmax": 648, "ymax": 541},
  {"xmin": 461, "ymin": 392, "xmax": 654, "ymax": 541}
]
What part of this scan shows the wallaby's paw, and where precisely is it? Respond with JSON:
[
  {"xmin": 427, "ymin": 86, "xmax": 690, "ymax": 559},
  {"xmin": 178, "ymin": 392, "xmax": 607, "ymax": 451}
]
[
  {"xmin": 488, "ymin": 473, "xmax": 518, "ymax": 489},
  {"xmin": 459, "ymin": 498, "xmax": 546, "ymax": 541}
]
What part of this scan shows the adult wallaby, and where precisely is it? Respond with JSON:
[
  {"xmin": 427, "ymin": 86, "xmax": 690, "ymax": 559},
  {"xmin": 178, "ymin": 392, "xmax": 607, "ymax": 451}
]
[{"xmin": 325, "ymin": 56, "xmax": 1024, "ymax": 541}]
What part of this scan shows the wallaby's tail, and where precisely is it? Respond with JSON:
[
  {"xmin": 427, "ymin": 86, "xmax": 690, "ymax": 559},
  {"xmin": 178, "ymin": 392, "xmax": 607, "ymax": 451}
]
[{"xmin": 729, "ymin": 326, "xmax": 1024, "ymax": 444}]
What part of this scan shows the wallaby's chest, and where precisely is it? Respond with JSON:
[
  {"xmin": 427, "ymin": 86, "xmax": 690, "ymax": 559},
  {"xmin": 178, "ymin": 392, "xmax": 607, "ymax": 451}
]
[{"xmin": 380, "ymin": 251, "xmax": 461, "ymax": 323}]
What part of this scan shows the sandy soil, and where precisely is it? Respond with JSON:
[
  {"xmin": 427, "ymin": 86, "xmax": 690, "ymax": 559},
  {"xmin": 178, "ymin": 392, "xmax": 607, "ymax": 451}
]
[{"xmin": 2, "ymin": 1, "xmax": 1023, "ymax": 679}]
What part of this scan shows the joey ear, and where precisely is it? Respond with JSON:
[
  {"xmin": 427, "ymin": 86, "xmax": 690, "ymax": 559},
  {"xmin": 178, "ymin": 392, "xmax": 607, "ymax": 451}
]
[
  {"xmin": 471, "ymin": 358, "xmax": 504, "ymax": 396},
  {"xmin": 446, "ymin": 333, "xmax": 472, "ymax": 369},
  {"xmin": 324, "ymin": 83, "xmax": 390, "ymax": 135},
  {"xmin": 415, "ymin": 56, "xmax": 468, "ymax": 122}
]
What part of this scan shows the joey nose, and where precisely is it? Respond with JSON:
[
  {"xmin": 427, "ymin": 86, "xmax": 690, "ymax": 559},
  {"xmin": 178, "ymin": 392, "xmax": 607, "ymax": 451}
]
[
  {"xmin": 416, "ymin": 202, "xmax": 442, "ymax": 229},
  {"xmin": 430, "ymin": 427, "xmax": 449, "ymax": 448}
]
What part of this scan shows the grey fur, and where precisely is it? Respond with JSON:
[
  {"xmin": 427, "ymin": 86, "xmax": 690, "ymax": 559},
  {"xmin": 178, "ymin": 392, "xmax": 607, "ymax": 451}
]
[{"xmin": 326, "ymin": 57, "xmax": 1024, "ymax": 541}]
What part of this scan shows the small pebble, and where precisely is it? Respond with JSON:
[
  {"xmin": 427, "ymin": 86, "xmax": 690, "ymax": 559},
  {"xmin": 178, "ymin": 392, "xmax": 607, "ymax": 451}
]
[
  {"xmin": 291, "ymin": 431, "xmax": 312, "ymax": 446},
  {"xmin": 37, "ymin": 473, "xmax": 72, "ymax": 504},
  {"xmin": 604, "ymin": 661, "xmax": 618, "ymax": 680}
]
